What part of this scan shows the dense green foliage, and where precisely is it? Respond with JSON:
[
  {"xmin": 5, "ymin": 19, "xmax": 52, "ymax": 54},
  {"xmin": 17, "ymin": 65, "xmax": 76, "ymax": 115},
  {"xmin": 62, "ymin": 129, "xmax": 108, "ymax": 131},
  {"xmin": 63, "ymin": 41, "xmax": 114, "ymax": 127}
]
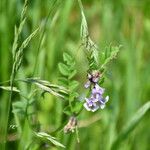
[{"xmin": 0, "ymin": 0, "xmax": 150, "ymax": 150}]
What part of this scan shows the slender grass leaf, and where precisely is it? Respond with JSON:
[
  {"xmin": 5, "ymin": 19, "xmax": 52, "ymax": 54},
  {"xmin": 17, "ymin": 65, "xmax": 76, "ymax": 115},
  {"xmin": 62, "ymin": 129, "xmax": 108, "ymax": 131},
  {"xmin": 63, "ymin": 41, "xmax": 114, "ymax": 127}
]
[
  {"xmin": 111, "ymin": 101, "xmax": 150, "ymax": 150},
  {"xmin": 0, "ymin": 86, "xmax": 20, "ymax": 92}
]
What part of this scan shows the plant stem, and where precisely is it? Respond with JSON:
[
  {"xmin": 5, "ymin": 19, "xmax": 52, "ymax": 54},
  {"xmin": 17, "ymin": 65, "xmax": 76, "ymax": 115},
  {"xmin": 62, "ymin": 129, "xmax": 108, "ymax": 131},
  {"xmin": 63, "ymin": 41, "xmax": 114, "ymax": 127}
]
[{"xmin": 2, "ymin": 65, "xmax": 16, "ymax": 150}]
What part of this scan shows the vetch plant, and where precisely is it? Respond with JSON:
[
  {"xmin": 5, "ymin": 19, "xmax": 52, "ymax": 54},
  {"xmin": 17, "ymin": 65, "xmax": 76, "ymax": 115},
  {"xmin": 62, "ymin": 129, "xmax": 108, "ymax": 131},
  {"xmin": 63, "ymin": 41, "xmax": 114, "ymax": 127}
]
[{"xmin": 78, "ymin": 0, "xmax": 119, "ymax": 112}]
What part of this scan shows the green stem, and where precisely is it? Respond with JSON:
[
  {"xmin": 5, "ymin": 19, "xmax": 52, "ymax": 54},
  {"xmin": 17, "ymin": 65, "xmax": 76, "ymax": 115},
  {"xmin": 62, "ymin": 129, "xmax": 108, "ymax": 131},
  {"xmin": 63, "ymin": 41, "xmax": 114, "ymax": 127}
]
[{"xmin": 2, "ymin": 65, "xmax": 16, "ymax": 150}]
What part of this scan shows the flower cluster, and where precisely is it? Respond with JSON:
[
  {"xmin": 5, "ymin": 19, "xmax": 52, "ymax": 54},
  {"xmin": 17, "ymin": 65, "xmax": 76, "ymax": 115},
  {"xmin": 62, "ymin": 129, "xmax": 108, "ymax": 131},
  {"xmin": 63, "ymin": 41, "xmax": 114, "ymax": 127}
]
[{"xmin": 83, "ymin": 71, "xmax": 109, "ymax": 112}]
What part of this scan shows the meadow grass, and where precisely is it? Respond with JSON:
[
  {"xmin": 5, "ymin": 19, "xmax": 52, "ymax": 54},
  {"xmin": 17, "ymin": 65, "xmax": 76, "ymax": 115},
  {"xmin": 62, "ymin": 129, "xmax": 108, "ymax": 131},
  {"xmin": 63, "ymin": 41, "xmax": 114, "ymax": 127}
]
[{"xmin": 0, "ymin": 0, "xmax": 150, "ymax": 150}]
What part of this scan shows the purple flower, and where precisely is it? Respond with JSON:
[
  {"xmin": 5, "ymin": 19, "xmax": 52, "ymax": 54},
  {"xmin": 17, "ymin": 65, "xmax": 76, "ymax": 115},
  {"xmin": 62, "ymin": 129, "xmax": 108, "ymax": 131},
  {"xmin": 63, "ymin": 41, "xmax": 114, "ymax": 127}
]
[
  {"xmin": 83, "ymin": 70, "xmax": 109, "ymax": 112},
  {"xmin": 84, "ymin": 98, "xmax": 99, "ymax": 112},
  {"xmin": 83, "ymin": 83, "xmax": 109, "ymax": 112}
]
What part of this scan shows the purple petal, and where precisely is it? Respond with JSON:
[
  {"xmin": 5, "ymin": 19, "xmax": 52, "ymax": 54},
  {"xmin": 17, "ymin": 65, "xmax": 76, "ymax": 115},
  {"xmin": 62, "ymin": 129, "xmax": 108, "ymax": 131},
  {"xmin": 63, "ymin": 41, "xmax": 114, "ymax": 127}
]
[
  {"xmin": 88, "ymin": 101, "xmax": 94, "ymax": 107},
  {"xmin": 92, "ymin": 85, "xmax": 104, "ymax": 95},
  {"xmin": 84, "ymin": 99, "xmax": 99, "ymax": 112},
  {"xmin": 96, "ymin": 94, "xmax": 103, "ymax": 100},
  {"xmin": 84, "ymin": 81, "xmax": 91, "ymax": 88},
  {"xmin": 83, "ymin": 103, "xmax": 91, "ymax": 111},
  {"xmin": 105, "ymin": 96, "xmax": 109, "ymax": 102},
  {"xmin": 85, "ymin": 98, "xmax": 94, "ymax": 106},
  {"xmin": 91, "ymin": 105, "xmax": 99, "ymax": 112},
  {"xmin": 92, "ymin": 77, "xmax": 99, "ymax": 83},
  {"xmin": 99, "ymin": 98, "xmax": 105, "ymax": 105},
  {"xmin": 100, "ymin": 104, "xmax": 105, "ymax": 109},
  {"xmin": 92, "ymin": 97, "xmax": 99, "ymax": 102}
]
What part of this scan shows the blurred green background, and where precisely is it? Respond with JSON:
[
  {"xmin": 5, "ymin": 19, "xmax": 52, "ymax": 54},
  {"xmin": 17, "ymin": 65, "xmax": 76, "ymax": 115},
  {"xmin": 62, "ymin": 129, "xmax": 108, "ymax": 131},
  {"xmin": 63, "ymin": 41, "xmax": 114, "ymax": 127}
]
[{"xmin": 0, "ymin": 0, "xmax": 150, "ymax": 149}]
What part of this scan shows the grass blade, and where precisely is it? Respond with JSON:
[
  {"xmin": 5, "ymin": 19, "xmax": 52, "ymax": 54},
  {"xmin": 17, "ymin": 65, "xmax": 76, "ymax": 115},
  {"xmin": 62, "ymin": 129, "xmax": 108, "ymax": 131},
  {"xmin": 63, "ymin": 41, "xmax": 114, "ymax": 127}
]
[{"xmin": 111, "ymin": 101, "xmax": 150, "ymax": 150}]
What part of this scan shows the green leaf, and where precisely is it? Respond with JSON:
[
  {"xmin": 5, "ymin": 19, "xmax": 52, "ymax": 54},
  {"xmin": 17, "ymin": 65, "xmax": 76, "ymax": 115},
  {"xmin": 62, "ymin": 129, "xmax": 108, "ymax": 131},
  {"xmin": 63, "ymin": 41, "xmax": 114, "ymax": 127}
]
[
  {"xmin": 58, "ymin": 63, "xmax": 70, "ymax": 76},
  {"xmin": 58, "ymin": 52, "xmax": 79, "ymax": 112},
  {"xmin": 70, "ymin": 92, "xmax": 79, "ymax": 99},
  {"xmin": 72, "ymin": 101, "xmax": 83, "ymax": 114},
  {"xmin": 69, "ymin": 70, "xmax": 77, "ymax": 79},
  {"xmin": 99, "ymin": 77, "xmax": 105, "ymax": 84},
  {"xmin": 69, "ymin": 81, "xmax": 79, "ymax": 91},
  {"xmin": 111, "ymin": 101, "xmax": 150, "ymax": 150},
  {"xmin": 34, "ymin": 132, "xmax": 65, "ymax": 148},
  {"xmin": 63, "ymin": 52, "xmax": 73, "ymax": 65},
  {"xmin": 58, "ymin": 77, "xmax": 68, "ymax": 86},
  {"xmin": 63, "ymin": 105, "xmax": 72, "ymax": 116},
  {"xmin": 69, "ymin": 61, "xmax": 76, "ymax": 70},
  {"xmin": 100, "ymin": 45, "xmax": 121, "ymax": 70}
]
